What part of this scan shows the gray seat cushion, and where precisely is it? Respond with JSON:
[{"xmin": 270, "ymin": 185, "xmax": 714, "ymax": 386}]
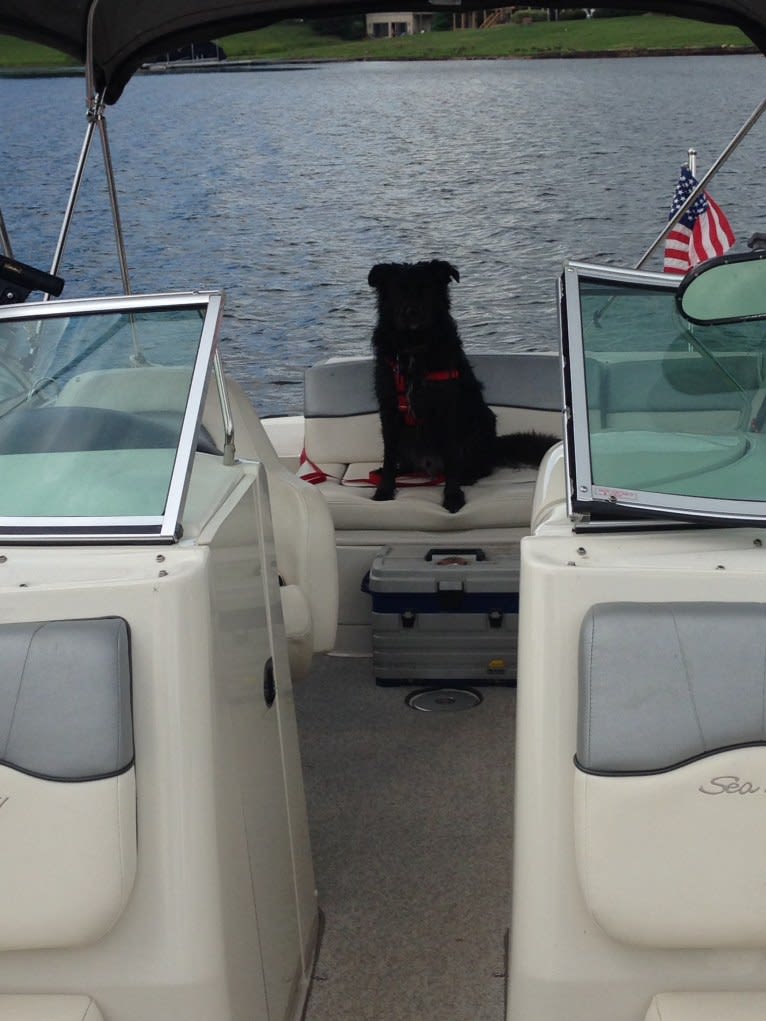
[
  {"xmin": 578, "ymin": 602, "xmax": 766, "ymax": 774},
  {"xmin": 0, "ymin": 617, "xmax": 133, "ymax": 780},
  {"xmin": 304, "ymin": 352, "xmax": 562, "ymax": 418}
]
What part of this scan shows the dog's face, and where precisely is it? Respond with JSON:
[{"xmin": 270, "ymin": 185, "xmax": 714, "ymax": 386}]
[{"xmin": 368, "ymin": 260, "xmax": 460, "ymax": 346}]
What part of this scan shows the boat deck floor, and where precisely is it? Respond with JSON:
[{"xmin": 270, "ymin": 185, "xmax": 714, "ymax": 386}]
[{"xmin": 294, "ymin": 653, "xmax": 515, "ymax": 1021}]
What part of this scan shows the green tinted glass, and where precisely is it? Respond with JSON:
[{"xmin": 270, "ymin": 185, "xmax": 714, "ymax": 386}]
[
  {"xmin": 0, "ymin": 293, "xmax": 221, "ymax": 538},
  {"xmin": 678, "ymin": 254, "xmax": 766, "ymax": 325},
  {"xmin": 578, "ymin": 278, "xmax": 766, "ymax": 502}
]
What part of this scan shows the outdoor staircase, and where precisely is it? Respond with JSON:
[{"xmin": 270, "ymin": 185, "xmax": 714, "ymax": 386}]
[{"xmin": 480, "ymin": 8, "xmax": 507, "ymax": 28}]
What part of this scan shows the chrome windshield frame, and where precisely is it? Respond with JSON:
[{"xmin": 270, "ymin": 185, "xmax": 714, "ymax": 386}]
[
  {"xmin": 0, "ymin": 290, "xmax": 223, "ymax": 544},
  {"xmin": 561, "ymin": 259, "xmax": 766, "ymax": 527}
]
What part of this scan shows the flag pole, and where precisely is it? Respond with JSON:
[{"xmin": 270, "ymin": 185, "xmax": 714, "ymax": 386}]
[{"xmin": 634, "ymin": 94, "xmax": 766, "ymax": 271}]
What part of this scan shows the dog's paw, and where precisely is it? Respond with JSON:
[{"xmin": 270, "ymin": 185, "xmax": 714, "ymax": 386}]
[
  {"xmin": 443, "ymin": 488, "xmax": 466, "ymax": 514},
  {"xmin": 373, "ymin": 486, "xmax": 395, "ymax": 502}
]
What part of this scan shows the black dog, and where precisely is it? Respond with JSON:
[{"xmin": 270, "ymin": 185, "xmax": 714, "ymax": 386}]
[{"xmin": 368, "ymin": 259, "xmax": 557, "ymax": 513}]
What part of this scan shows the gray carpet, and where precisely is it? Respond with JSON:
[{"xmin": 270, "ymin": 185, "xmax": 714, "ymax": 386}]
[{"xmin": 294, "ymin": 653, "xmax": 515, "ymax": 1021}]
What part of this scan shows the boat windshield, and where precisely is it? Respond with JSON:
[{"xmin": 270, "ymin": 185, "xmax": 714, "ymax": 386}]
[
  {"xmin": 0, "ymin": 291, "xmax": 222, "ymax": 541},
  {"xmin": 562, "ymin": 260, "xmax": 766, "ymax": 525}
]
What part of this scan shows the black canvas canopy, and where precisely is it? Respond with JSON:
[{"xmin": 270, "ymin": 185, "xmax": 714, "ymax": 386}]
[{"xmin": 0, "ymin": 0, "xmax": 764, "ymax": 102}]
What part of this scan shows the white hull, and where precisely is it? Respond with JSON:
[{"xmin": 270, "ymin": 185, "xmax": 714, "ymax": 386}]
[
  {"xmin": 3, "ymin": 273, "xmax": 766, "ymax": 1021},
  {"xmin": 511, "ymin": 451, "xmax": 766, "ymax": 1020},
  {"xmin": 0, "ymin": 466, "xmax": 318, "ymax": 1020}
]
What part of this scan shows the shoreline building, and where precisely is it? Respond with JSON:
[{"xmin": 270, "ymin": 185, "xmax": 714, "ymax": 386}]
[{"xmin": 365, "ymin": 12, "xmax": 433, "ymax": 36}]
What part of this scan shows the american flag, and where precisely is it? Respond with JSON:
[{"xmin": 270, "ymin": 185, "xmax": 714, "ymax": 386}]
[{"xmin": 663, "ymin": 165, "xmax": 735, "ymax": 274}]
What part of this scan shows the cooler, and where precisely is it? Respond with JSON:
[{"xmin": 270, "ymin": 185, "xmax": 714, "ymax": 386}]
[{"xmin": 363, "ymin": 544, "xmax": 520, "ymax": 686}]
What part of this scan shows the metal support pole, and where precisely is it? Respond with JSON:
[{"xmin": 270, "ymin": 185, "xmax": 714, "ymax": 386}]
[
  {"xmin": 0, "ymin": 209, "xmax": 13, "ymax": 258},
  {"xmin": 50, "ymin": 0, "xmax": 132, "ymax": 297},
  {"xmin": 96, "ymin": 112, "xmax": 132, "ymax": 295},
  {"xmin": 213, "ymin": 350, "xmax": 236, "ymax": 465},
  {"xmin": 47, "ymin": 114, "xmax": 97, "ymax": 288},
  {"xmin": 45, "ymin": 0, "xmax": 104, "ymax": 292},
  {"xmin": 634, "ymin": 94, "xmax": 766, "ymax": 271},
  {"xmin": 86, "ymin": 0, "xmax": 131, "ymax": 295}
]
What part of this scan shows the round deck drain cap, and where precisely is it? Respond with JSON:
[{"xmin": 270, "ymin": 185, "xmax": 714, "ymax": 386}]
[{"xmin": 406, "ymin": 687, "xmax": 483, "ymax": 712}]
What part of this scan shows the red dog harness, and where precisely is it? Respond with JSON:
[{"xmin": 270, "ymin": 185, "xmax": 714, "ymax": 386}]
[{"xmin": 389, "ymin": 358, "xmax": 460, "ymax": 426}]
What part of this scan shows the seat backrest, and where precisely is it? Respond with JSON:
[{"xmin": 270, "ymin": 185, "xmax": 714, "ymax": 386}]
[
  {"xmin": 575, "ymin": 601, "xmax": 766, "ymax": 948},
  {"xmin": 303, "ymin": 353, "xmax": 563, "ymax": 465},
  {"xmin": 0, "ymin": 617, "xmax": 136, "ymax": 949}
]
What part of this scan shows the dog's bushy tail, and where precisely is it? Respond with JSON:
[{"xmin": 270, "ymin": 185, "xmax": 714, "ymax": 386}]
[{"xmin": 493, "ymin": 431, "xmax": 559, "ymax": 468}]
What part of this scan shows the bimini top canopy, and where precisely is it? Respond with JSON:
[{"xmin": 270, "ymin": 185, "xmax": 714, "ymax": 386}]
[{"xmin": 0, "ymin": 0, "xmax": 764, "ymax": 103}]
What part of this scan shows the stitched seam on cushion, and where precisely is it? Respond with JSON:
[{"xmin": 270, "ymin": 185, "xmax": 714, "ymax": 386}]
[
  {"xmin": 586, "ymin": 611, "xmax": 596, "ymax": 767},
  {"xmin": 116, "ymin": 772, "xmax": 127, "ymax": 919},
  {"xmin": 80, "ymin": 997, "xmax": 98, "ymax": 1021},
  {"xmin": 670, "ymin": 609, "xmax": 706, "ymax": 751},
  {"xmin": 115, "ymin": 624, "xmax": 123, "ymax": 773},
  {"xmin": 4, "ymin": 622, "xmax": 45, "ymax": 761},
  {"xmin": 102, "ymin": 772, "xmax": 133, "ymax": 939},
  {"xmin": 581, "ymin": 772, "xmax": 599, "ymax": 933},
  {"xmin": 116, "ymin": 621, "xmax": 132, "ymax": 771}
]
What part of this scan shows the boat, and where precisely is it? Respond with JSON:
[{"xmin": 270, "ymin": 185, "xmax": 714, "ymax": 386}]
[{"xmin": 0, "ymin": 2, "xmax": 766, "ymax": 1020}]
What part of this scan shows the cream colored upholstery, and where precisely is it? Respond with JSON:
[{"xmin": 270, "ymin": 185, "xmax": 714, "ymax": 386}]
[
  {"xmin": 302, "ymin": 354, "xmax": 562, "ymax": 532},
  {"xmin": 0, "ymin": 618, "xmax": 136, "ymax": 950},
  {"xmin": 0, "ymin": 768, "xmax": 136, "ymax": 950},
  {"xmin": 305, "ymin": 410, "xmax": 382, "ymax": 466},
  {"xmin": 530, "ymin": 442, "xmax": 566, "ymax": 532},
  {"xmin": 278, "ymin": 583, "xmax": 314, "ymax": 681},
  {"xmin": 575, "ymin": 748, "xmax": 766, "ymax": 949},
  {"xmin": 645, "ymin": 992, "xmax": 766, "ymax": 1020},
  {"xmin": 576, "ymin": 602, "xmax": 766, "ymax": 949},
  {"xmin": 318, "ymin": 465, "xmax": 541, "ymax": 531},
  {"xmin": 0, "ymin": 995, "xmax": 104, "ymax": 1020},
  {"xmin": 211, "ymin": 378, "xmax": 339, "ymax": 677}
]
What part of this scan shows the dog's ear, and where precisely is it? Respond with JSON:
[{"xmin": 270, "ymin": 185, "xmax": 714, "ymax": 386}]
[
  {"xmin": 368, "ymin": 263, "xmax": 396, "ymax": 289},
  {"xmin": 430, "ymin": 260, "xmax": 460, "ymax": 284}
]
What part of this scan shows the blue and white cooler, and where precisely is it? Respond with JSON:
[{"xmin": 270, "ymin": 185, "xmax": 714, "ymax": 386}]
[{"xmin": 363, "ymin": 544, "xmax": 521, "ymax": 686}]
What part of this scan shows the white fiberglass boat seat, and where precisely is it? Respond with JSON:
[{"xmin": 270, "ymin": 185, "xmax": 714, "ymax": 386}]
[
  {"xmin": 0, "ymin": 617, "xmax": 135, "ymax": 951},
  {"xmin": 301, "ymin": 352, "xmax": 562, "ymax": 532},
  {"xmin": 299, "ymin": 352, "xmax": 561, "ymax": 651},
  {"xmin": 575, "ymin": 601, "xmax": 766, "ymax": 949}
]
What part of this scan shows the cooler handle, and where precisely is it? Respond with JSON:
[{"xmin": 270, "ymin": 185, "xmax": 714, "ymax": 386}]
[{"xmin": 425, "ymin": 548, "xmax": 486, "ymax": 562}]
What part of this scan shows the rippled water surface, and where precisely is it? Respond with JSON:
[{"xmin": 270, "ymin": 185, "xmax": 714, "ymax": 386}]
[{"xmin": 1, "ymin": 56, "xmax": 765, "ymax": 412}]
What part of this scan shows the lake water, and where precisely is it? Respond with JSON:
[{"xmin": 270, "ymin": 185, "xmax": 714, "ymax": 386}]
[{"xmin": 1, "ymin": 55, "xmax": 765, "ymax": 414}]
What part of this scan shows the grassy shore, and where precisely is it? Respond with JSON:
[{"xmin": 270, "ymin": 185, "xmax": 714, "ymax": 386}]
[
  {"xmin": 221, "ymin": 16, "xmax": 754, "ymax": 61},
  {"xmin": 0, "ymin": 36, "xmax": 80, "ymax": 67},
  {"xmin": 0, "ymin": 14, "xmax": 754, "ymax": 69}
]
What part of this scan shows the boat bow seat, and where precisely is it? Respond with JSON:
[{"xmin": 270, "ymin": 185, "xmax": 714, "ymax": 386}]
[
  {"xmin": 311, "ymin": 465, "xmax": 543, "ymax": 531},
  {"xmin": 302, "ymin": 354, "xmax": 562, "ymax": 532}
]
